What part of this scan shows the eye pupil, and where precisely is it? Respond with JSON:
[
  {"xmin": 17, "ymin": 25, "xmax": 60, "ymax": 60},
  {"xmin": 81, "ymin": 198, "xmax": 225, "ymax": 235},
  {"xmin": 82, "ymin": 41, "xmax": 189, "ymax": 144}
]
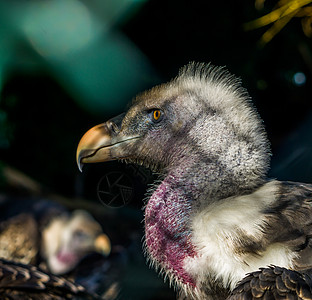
[{"xmin": 153, "ymin": 110, "xmax": 161, "ymax": 120}]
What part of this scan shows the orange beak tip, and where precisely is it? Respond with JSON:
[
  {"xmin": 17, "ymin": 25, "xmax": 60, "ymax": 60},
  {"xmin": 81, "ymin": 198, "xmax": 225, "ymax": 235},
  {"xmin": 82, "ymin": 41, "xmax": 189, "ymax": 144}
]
[{"xmin": 95, "ymin": 234, "xmax": 111, "ymax": 256}]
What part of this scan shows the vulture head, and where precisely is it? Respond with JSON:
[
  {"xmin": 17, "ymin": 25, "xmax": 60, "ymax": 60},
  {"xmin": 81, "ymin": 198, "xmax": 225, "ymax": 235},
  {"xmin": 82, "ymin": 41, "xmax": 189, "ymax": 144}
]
[
  {"xmin": 76, "ymin": 63, "xmax": 272, "ymax": 297},
  {"xmin": 41, "ymin": 210, "xmax": 111, "ymax": 275}
]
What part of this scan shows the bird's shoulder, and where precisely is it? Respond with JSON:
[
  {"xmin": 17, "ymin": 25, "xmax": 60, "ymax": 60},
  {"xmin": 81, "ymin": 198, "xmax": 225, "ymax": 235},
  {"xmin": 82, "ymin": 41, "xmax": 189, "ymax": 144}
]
[
  {"xmin": 263, "ymin": 181, "xmax": 312, "ymax": 243},
  {"xmin": 267, "ymin": 180, "xmax": 312, "ymax": 211},
  {"xmin": 227, "ymin": 265, "xmax": 312, "ymax": 300},
  {"xmin": 188, "ymin": 180, "xmax": 312, "ymax": 291},
  {"xmin": 0, "ymin": 213, "xmax": 39, "ymax": 265}
]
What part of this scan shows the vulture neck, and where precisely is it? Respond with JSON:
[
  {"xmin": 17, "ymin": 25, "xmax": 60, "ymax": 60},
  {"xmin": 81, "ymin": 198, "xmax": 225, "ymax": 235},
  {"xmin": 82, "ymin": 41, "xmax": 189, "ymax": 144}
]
[
  {"xmin": 144, "ymin": 156, "xmax": 229, "ymax": 289},
  {"xmin": 144, "ymin": 153, "xmax": 262, "ymax": 291}
]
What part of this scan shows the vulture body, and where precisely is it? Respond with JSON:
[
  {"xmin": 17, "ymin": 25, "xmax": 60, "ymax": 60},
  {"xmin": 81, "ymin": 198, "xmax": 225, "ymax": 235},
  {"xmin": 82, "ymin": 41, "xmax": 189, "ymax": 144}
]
[{"xmin": 77, "ymin": 62, "xmax": 312, "ymax": 299}]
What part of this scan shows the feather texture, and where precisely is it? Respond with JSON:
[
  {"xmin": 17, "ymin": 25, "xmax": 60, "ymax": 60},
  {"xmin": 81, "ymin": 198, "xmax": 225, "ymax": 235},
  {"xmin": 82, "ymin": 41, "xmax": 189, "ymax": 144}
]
[
  {"xmin": 0, "ymin": 258, "xmax": 97, "ymax": 299},
  {"xmin": 228, "ymin": 266, "xmax": 312, "ymax": 300}
]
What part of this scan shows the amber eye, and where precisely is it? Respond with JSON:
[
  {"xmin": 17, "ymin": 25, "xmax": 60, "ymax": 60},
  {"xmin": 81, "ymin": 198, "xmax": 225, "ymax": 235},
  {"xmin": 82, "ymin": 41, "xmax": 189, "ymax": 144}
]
[{"xmin": 152, "ymin": 109, "xmax": 162, "ymax": 122}]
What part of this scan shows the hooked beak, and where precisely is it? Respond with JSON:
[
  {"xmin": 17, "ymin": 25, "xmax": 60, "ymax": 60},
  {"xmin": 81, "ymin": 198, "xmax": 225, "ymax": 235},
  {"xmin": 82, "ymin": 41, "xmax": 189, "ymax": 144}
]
[
  {"xmin": 76, "ymin": 113, "xmax": 140, "ymax": 171},
  {"xmin": 94, "ymin": 234, "xmax": 111, "ymax": 256}
]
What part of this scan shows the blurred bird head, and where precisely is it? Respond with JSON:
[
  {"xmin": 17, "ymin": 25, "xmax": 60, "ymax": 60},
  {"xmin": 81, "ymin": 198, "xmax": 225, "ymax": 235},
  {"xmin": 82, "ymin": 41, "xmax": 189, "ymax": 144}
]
[
  {"xmin": 77, "ymin": 62, "xmax": 270, "ymax": 199},
  {"xmin": 42, "ymin": 210, "xmax": 111, "ymax": 275}
]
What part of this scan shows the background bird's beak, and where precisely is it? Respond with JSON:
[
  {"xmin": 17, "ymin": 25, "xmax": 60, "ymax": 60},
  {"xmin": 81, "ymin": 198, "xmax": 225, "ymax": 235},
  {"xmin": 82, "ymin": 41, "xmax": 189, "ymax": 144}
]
[
  {"xmin": 94, "ymin": 233, "xmax": 111, "ymax": 256},
  {"xmin": 76, "ymin": 113, "xmax": 140, "ymax": 171}
]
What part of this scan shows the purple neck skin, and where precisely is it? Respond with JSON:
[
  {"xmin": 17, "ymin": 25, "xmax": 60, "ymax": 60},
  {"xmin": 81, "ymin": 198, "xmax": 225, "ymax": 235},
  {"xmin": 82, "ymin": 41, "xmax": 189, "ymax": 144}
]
[{"xmin": 145, "ymin": 174, "xmax": 197, "ymax": 288}]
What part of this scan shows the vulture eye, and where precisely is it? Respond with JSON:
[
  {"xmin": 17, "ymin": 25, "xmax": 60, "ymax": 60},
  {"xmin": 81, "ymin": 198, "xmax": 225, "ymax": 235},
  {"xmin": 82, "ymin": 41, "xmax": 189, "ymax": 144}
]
[
  {"xmin": 73, "ymin": 229, "xmax": 88, "ymax": 240},
  {"xmin": 152, "ymin": 109, "xmax": 162, "ymax": 122}
]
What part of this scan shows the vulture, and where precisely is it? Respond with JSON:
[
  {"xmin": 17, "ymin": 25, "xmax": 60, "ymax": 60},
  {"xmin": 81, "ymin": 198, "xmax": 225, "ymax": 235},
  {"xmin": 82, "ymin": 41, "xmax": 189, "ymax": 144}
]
[
  {"xmin": 76, "ymin": 62, "xmax": 312, "ymax": 299},
  {"xmin": 41, "ymin": 209, "xmax": 111, "ymax": 275},
  {"xmin": 0, "ymin": 196, "xmax": 111, "ymax": 275}
]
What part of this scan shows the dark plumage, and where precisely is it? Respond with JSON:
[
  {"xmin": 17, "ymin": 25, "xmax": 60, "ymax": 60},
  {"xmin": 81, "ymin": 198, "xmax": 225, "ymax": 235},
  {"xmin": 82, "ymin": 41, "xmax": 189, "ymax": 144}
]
[
  {"xmin": 76, "ymin": 62, "xmax": 312, "ymax": 299},
  {"xmin": 0, "ymin": 258, "xmax": 97, "ymax": 299},
  {"xmin": 228, "ymin": 266, "xmax": 312, "ymax": 300}
]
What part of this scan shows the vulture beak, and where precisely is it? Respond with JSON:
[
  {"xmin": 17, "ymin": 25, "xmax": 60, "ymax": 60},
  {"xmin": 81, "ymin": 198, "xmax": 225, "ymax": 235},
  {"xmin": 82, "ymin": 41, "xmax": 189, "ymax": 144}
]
[
  {"xmin": 94, "ymin": 233, "xmax": 111, "ymax": 256},
  {"xmin": 76, "ymin": 113, "xmax": 139, "ymax": 172}
]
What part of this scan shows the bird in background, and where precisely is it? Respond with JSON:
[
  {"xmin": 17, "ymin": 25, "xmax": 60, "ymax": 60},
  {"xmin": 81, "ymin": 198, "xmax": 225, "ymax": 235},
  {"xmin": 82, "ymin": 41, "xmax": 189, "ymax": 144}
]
[
  {"xmin": 77, "ymin": 62, "xmax": 312, "ymax": 299},
  {"xmin": 0, "ymin": 196, "xmax": 111, "ymax": 275},
  {"xmin": 41, "ymin": 209, "xmax": 111, "ymax": 275},
  {"xmin": 0, "ymin": 196, "xmax": 118, "ymax": 299}
]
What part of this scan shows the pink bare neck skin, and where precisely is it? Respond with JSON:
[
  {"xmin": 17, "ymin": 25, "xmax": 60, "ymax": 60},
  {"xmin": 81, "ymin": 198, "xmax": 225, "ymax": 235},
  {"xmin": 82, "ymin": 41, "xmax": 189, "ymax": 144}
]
[{"xmin": 145, "ymin": 174, "xmax": 197, "ymax": 288}]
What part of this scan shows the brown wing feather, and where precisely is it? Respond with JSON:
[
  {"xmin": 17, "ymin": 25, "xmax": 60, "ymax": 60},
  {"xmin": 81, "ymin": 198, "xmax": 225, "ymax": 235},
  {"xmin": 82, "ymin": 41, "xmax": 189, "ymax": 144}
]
[
  {"xmin": 0, "ymin": 213, "xmax": 39, "ymax": 265},
  {"xmin": 0, "ymin": 259, "xmax": 98, "ymax": 299},
  {"xmin": 228, "ymin": 181, "xmax": 312, "ymax": 299},
  {"xmin": 227, "ymin": 266, "xmax": 312, "ymax": 300}
]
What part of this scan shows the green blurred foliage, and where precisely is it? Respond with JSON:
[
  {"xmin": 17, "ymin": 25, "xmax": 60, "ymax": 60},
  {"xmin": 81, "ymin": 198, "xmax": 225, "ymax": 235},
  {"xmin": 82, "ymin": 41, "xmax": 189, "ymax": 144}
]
[{"xmin": 0, "ymin": 0, "xmax": 154, "ymax": 116}]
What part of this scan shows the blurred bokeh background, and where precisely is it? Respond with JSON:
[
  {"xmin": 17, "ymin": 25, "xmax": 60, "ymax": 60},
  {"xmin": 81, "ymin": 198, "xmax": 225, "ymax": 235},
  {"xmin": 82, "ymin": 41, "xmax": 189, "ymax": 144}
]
[{"xmin": 1, "ymin": 0, "xmax": 312, "ymax": 299}]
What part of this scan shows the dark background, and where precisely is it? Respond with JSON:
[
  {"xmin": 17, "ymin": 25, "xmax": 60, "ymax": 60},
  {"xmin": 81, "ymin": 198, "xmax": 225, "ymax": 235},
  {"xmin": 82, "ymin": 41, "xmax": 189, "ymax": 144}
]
[{"xmin": 1, "ymin": 0, "xmax": 312, "ymax": 298}]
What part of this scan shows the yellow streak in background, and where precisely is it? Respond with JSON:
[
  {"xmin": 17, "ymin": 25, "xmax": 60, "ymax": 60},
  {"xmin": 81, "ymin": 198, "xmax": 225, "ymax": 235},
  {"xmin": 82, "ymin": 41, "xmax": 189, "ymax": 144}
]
[
  {"xmin": 244, "ymin": 0, "xmax": 312, "ymax": 45},
  {"xmin": 260, "ymin": 10, "xmax": 298, "ymax": 44}
]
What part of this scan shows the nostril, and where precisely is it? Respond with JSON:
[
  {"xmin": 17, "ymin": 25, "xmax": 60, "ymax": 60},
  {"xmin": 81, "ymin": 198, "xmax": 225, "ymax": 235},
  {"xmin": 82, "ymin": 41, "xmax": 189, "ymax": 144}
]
[
  {"xmin": 107, "ymin": 113, "xmax": 125, "ymax": 134},
  {"xmin": 107, "ymin": 121, "xmax": 119, "ymax": 134}
]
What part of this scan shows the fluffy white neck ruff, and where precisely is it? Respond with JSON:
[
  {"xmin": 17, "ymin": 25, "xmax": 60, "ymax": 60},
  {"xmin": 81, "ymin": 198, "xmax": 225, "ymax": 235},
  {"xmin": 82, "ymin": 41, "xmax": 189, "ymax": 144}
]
[{"xmin": 185, "ymin": 180, "xmax": 298, "ymax": 290}]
